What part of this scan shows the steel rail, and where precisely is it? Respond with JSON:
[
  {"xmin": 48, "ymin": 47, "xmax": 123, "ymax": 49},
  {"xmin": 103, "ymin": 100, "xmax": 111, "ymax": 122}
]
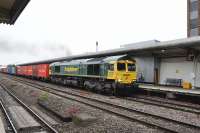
[
  {"xmin": 16, "ymin": 75, "xmax": 200, "ymax": 113},
  {"xmin": 126, "ymin": 97, "xmax": 200, "ymax": 114},
  {"xmin": 0, "ymin": 99, "xmax": 18, "ymax": 133},
  {"xmin": 6, "ymin": 73, "xmax": 200, "ymax": 111},
  {"xmin": 30, "ymin": 75, "xmax": 200, "ymax": 113},
  {"xmin": 0, "ymin": 83, "xmax": 58, "ymax": 133},
  {"xmin": 11, "ymin": 77, "xmax": 200, "ymax": 133},
  {"xmin": 132, "ymin": 95, "xmax": 200, "ymax": 110},
  {"xmin": 20, "ymin": 75, "xmax": 200, "ymax": 114}
]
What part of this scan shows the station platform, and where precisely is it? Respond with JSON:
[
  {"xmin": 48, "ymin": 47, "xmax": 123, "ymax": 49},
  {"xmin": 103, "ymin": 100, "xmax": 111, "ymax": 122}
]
[{"xmin": 138, "ymin": 84, "xmax": 200, "ymax": 97}]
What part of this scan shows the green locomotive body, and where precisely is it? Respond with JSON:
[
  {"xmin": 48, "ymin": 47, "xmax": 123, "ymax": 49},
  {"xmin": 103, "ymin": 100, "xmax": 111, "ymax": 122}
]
[{"xmin": 49, "ymin": 55, "xmax": 137, "ymax": 95}]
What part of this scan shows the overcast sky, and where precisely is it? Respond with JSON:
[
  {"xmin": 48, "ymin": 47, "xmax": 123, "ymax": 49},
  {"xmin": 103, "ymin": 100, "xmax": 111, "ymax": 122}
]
[{"xmin": 0, "ymin": 0, "xmax": 187, "ymax": 65}]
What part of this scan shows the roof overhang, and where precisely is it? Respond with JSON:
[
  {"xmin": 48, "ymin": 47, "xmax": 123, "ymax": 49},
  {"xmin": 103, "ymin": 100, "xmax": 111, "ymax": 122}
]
[
  {"xmin": 18, "ymin": 37, "xmax": 200, "ymax": 66},
  {"xmin": 0, "ymin": 0, "xmax": 30, "ymax": 24}
]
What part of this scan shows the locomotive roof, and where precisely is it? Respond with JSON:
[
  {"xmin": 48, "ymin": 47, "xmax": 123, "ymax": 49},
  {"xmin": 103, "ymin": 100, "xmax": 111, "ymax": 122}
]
[
  {"xmin": 102, "ymin": 55, "xmax": 129, "ymax": 62},
  {"xmin": 50, "ymin": 55, "xmax": 130, "ymax": 66},
  {"xmin": 50, "ymin": 59, "xmax": 91, "ymax": 66}
]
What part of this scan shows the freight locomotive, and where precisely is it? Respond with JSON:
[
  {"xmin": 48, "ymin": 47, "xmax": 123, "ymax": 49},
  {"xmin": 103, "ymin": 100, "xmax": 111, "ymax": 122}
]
[{"xmin": 0, "ymin": 55, "xmax": 137, "ymax": 95}]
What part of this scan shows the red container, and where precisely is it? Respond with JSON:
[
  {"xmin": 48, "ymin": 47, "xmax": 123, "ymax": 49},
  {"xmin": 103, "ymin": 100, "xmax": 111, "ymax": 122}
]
[
  {"xmin": 22, "ymin": 66, "xmax": 26, "ymax": 76},
  {"xmin": 37, "ymin": 64, "xmax": 49, "ymax": 78},
  {"xmin": 17, "ymin": 66, "xmax": 23, "ymax": 75},
  {"xmin": 17, "ymin": 66, "xmax": 27, "ymax": 76},
  {"xmin": 26, "ymin": 66, "xmax": 33, "ymax": 76},
  {"xmin": 17, "ymin": 64, "xmax": 49, "ymax": 79},
  {"xmin": 32, "ymin": 65, "xmax": 37, "ymax": 77},
  {"xmin": 16, "ymin": 66, "xmax": 20, "ymax": 75},
  {"xmin": 31, "ymin": 64, "xmax": 49, "ymax": 79}
]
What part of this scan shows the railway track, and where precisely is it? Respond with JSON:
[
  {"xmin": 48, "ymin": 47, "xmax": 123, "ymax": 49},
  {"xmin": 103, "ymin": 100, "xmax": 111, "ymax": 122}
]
[
  {"xmin": 6, "ymin": 76, "xmax": 200, "ymax": 133},
  {"xmin": 0, "ymin": 100, "xmax": 17, "ymax": 133},
  {"xmin": 0, "ymin": 83, "xmax": 58, "ymax": 133},
  {"xmin": 126, "ymin": 96, "xmax": 200, "ymax": 115},
  {"xmin": 10, "ymin": 75, "xmax": 200, "ymax": 114},
  {"xmin": 134, "ymin": 95, "xmax": 200, "ymax": 109}
]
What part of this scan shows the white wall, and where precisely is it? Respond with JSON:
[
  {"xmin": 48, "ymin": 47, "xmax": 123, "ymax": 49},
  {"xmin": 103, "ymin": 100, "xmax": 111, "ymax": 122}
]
[
  {"xmin": 135, "ymin": 57, "xmax": 155, "ymax": 83},
  {"xmin": 159, "ymin": 57, "xmax": 196, "ymax": 86},
  {"xmin": 132, "ymin": 56, "xmax": 200, "ymax": 88},
  {"xmin": 194, "ymin": 62, "xmax": 200, "ymax": 88}
]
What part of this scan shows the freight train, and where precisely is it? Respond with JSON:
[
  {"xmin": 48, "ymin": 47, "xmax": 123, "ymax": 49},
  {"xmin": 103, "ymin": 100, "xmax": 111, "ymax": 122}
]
[{"xmin": 0, "ymin": 55, "xmax": 137, "ymax": 95}]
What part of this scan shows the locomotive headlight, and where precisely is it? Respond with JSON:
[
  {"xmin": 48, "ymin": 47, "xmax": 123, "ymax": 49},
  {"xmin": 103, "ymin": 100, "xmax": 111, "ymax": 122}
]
[{"xmin": 118, "ymin": 79, "xmax": 122, "ymax": 82}]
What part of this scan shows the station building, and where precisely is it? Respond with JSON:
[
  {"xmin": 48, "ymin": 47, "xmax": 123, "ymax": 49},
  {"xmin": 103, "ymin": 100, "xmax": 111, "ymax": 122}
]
[
  {"xmin": 188, "ymin": 0, "xmax": 200, "ymax": 37},
  {"xmin": 122, "ymin": 40, "xmax": 200, "ymax": 89},
  {"xmin": 19, "ymin": 37, "xmax": 200, "ymax": 89}
]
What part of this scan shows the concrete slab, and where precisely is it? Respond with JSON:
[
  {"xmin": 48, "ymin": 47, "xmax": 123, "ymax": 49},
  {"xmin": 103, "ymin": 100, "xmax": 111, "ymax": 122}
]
[
  {"xmin": 31, "ymin": 106, "xmax": 59, "ymax": 126},
  {"xmin": 72, "ymin": 113, "xmax": 97, "ymax": 126},
  {"xmin": 0, "ymin": 87, "xmax": 19, "ymax": 107},
  {"xmin": 139, "ymin": 84, "xmax": 200, "ymax": 97},
  {"xmin": 0, "ymin": 116, "xmax": 6, "ymax": 133},
  {"xmin": 8, "ymin": 106, "xmax": 41, "ymax": 132},
  {"xmin": 38, "ymin": 95, "xmax": 78, "ymax": 122}
]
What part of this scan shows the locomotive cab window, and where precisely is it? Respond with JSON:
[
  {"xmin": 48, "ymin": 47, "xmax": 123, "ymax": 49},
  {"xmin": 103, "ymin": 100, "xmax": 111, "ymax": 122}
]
[
  {"xmin": 55, "ymin": 66, "xmax": 60, "ymax": 73},
  {"xmin": 117, "ymin": 63, "xmax": 126, "ymax": 71},
  {"xmin": 128, "ymin": 63, "xmax": 136, "ymax": 71}
]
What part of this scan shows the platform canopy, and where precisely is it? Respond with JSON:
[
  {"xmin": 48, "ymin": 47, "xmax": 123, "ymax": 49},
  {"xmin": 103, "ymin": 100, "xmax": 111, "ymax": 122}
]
[
  {"xmin": 19, "ymin": 37, "xmax": 200, "ymax": 66},
  {"xmin": 0, "ymin": 0, "xmax": 30, "ymax": 24}
]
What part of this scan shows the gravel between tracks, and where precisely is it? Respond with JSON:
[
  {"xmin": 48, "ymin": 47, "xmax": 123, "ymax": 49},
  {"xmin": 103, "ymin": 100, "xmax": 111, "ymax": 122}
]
[
  {"xmin": 23, "ymin": 77, "xmax": 200, "ymax": 128},
  {"xmin": 0, "ymin": 77, "xmax": 165, "ymax": 133},
  {"xmin": 134, "ymin": 94, "xmax": 200, "ymax": 110}
]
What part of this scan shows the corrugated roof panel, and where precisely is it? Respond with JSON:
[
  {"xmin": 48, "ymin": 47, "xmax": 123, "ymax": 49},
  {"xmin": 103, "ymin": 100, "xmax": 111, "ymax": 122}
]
[
  {"xmin": 0, "ymin": 0, "xmax": 15, "ymax": 10},
  {"xmin": 0, "ymin": 0, "xmax": 30, "ymax": 24}
]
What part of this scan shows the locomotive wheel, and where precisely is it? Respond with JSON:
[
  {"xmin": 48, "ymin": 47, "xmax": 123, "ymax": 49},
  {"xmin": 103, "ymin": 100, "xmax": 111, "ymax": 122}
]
[
  {"xmin": 95, "ymin": 83, "xmax": 103, "ymax": 93},
  {"xmin": 84, "ymin": 84, "xmax": 90, "ymax": 91}
]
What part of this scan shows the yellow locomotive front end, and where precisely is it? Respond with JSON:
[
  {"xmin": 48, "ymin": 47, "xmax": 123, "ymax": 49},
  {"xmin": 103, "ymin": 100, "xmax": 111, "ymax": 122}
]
[
  {"xmin": 107, "ymin": 60, "xmax": 137, "ymax": 85},
  {"xmin": 107, "ymin": 60, "xmax": 137, "ymax": 83},
  {"xmin": 115, "ymin": 60, "xmax": 137, "ymax": 84},
  {"xmin": 107, "ymin": 59, "xmax": 137, "ymax": 94}
]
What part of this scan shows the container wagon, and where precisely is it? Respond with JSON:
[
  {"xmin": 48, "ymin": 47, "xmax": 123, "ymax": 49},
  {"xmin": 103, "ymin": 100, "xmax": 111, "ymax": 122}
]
[
  {"xmin": 7, "ymin": 65, "xmax": 16, "ymax": 75},
  {"xmin": 26, "ymin": 65, "xmax": 33, "ymax": 77}
]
